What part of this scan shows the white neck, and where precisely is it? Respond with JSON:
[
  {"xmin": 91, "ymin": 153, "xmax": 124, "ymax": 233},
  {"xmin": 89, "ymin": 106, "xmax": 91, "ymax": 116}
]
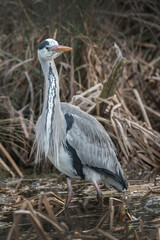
[
  {"xmin": 41, "ymin": 60, "xmax": 60, "ymax": 131},
  {"xmin": 38, "ymin": 59, "xmax": 66, "ymax": 159}
]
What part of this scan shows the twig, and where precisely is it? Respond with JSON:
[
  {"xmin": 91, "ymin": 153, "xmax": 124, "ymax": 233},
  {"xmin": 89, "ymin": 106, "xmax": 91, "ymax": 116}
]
[
  {"xmin": 21, "ymin": 226, "xmax": 34, "ymax": 240},
  {"xmin": 97, "ymin": 228, "xmax": 118, "ymax": 240},
  {"xmin": 25, "ymin": 71, "xmax": 34, "ymax": 136},
  {"xmin": 4, "ymin": 58, "xmax": 33, "ymax": 79},
  {"xmin": 134, "ymin": 230, "xmax": 139, "ymax": 240},
  {"xmin": 35, "ymin": 211, "xmax": 65, "ymax": 233},
  {"xmin": 15, "ymin": 210, "xmax": 51, "ymax": 240},
  {"xmin": 0, "ymin": 143, "xmax": 23, "ymax": 178},
  {"xmin": 18, "ymin": 111, "xmax": 29, "ymax": 139},
  {"xmin": 140, "ymin": 219, "xmax": 145, "ymax": 237},
  {"xmin": 7, "ymin": 223, "xmax": 17, "ymax": 240},
  {"xmin": 109, "ymin": 198, "xmax": 115, "ymax": 233},
  {"xmin": 0, "ymin": 157, "xmax": 15, "ymax": 177},
  {"xmin": 96, "ymin": 210, "xmax": 109, "ymax": 228},
  {"xmin": 133, "ymin": 88, "xmax": 152, "ymax": 128},
  {"xmin": 124, "ymin": 94, "xmax": 160, "ymax": 120},
  {"xmin": 12, "ymin": 147, "xmax": 27, "ymax": 166},
  {"xmin": 39, "ymin": 194, "xmax": 59, "ymax": 225},
  {"xmin": 157, "ymin": 227, "xmax": 160, "ymax": 240},
  {"xmin": 71, "ymin": 233, "xmax": 98, "ymax": 239}
]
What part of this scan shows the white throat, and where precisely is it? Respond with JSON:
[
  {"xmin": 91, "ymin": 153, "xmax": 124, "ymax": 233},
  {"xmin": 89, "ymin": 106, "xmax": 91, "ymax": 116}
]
[
  {"xmin": 45, "ymin": 62, "xmax": 57, "ymax": 143},
  {"xmin": 36, "ymin": 59, "xmax": 66, "ymax": 164}
]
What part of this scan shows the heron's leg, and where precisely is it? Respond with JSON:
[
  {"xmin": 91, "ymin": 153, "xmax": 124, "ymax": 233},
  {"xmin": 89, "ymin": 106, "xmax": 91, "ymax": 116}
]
[
  {"xmin": 93, "ymin": 181, "xmax": 103, "ymax": 207},
  {"xmin": 65, "ymin": 177, "xmax": 73, "ymax": 208}
]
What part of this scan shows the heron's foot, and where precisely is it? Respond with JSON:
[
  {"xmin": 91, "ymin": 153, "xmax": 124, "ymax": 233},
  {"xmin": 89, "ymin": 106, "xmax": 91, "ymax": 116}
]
[
  {"xmin": 65, "ymin": 177, "xmax": 73, "ymax": 208},
  {"xmin": 65, "ymin": 190, "xmax": 73, "ymax": 208},
  {"xmin": 97, "ymin": 191, "xmax": 104, "ymax": 208},
  {"xmin": 94, "ymin": 181, "xmax": 104, "ymax": 208}
]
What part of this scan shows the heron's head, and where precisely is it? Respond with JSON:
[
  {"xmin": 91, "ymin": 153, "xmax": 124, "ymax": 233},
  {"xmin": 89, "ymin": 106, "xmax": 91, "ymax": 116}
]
[{"xmin": 38, "ymin": 38, "xmax": 72, "ymax": 62}]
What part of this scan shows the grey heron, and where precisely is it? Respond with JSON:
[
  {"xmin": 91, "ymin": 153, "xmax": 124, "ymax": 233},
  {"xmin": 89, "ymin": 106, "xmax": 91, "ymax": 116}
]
[{"xmin": 35, "ymin": 38, "xmax": 128, "ymax": 208}]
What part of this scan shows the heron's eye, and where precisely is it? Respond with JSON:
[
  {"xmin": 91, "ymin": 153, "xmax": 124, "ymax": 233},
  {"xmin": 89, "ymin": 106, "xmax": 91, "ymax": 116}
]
[{"xmin": 46, "ymin": 47, "xmax": 49, "ymax": 50}]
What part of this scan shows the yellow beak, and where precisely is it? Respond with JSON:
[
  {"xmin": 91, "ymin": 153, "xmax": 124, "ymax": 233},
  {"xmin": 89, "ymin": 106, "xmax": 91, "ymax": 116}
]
[{"xmin": 53, "ymin": 45, "xmax": 72, "ymax": 52}]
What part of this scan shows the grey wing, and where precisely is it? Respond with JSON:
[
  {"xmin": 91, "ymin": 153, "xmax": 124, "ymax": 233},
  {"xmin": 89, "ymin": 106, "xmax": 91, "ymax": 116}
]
[{"xmin": 61, "ymin": 103, "xmax": 121, "ymax": 175}]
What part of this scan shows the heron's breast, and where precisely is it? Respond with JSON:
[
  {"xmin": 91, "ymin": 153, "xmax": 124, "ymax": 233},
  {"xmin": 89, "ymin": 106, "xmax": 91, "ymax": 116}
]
[{"xmin": 48, "ymin": 147, "xmax": 80, "ymax": 179}]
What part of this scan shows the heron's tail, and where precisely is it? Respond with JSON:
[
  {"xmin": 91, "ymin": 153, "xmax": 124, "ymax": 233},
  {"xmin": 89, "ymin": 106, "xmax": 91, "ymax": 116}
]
[
  {"xmin": 93, "ymin": 166, "xmax": 128, "ymax": 192},
  {"xmin": 104, "ymin": 176, "xmax": 127, "ymax": 192},
  {"xmin": 103, "ymin": 168, "xmax": 128, "ymax": 192}
]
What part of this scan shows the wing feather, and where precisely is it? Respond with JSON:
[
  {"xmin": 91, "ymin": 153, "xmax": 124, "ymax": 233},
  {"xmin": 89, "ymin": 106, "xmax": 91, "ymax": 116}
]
[{"xmin": 61, "ymin": 103, "xmax": 121, "ymax": 175}]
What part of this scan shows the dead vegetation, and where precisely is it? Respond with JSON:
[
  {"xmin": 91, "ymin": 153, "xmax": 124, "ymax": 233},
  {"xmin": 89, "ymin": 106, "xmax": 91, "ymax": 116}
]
[
  {"xmin": 0, "ymin": 0, "xmax": 160, "ymax": 174},
  {"xmin": 1, "ymin": 176, "xmax": 160, "ymax": 240},
  {"xmin": 0, "ymin": 0, "xmax": 160, "ymax": 239}
]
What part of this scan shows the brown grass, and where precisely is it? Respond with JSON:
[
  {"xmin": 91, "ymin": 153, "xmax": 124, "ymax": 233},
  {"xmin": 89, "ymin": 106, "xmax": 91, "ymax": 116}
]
[
  {"xmin": 1, "ymin": 178, "xmax": 159, "ymax": 240},
  {"xmin": 0, "ymin": 1, "xmax": 160, "ymax": 176}
]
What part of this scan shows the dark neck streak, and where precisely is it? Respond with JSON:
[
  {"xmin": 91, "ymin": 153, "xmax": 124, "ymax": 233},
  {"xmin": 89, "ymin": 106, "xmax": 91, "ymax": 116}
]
[
  {"xmin": 40, "ymin": 59, "xmax": 65, "ymax": 158},
  {"xmin": 45, "ymin": 62, "xmax": 57, "ymax": 143}
]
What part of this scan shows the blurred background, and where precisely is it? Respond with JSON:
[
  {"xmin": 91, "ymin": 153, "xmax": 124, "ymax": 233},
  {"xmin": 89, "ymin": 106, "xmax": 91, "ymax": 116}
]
[{"xmin": 0, "ymin": 0, "xmax": 160, "ymax": 178}]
